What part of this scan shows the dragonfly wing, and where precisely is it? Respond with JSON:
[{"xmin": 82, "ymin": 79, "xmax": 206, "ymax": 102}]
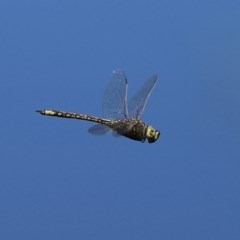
[
  {"xmin": 88, "ymin": 124, "xmax": 111, "ymax": 135},
  {"xmin": 112, "ymin": 131, "xmax": 122, "ymax": 137},
  {"xmin": 128, "ymin": 74, "xmax": 157, "ymax": 119},
  {"xmin": 102, "ymin": 69, "xmax": 128, "ymax": 119}
]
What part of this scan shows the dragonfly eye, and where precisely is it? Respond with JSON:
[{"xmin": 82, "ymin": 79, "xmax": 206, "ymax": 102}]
[{"xmin": 146, "ymin": 126, "xmax": 160, "ymax": 143}]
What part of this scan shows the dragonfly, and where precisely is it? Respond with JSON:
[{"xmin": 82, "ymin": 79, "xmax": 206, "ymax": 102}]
[{"xmin": 36, "ymin": 69, "xmax": 160, "ymax": 143}]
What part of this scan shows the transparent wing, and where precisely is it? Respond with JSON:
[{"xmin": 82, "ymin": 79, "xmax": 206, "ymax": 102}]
[
  {"xmin": 102, "ymin": 69, "xmax": 128, "ymax": 119},
  {"xmin": 128, "ymin": 74, "xmax": 157, "ymax": 119},
  {"xmin": 112, "ymin": 131, "xmax": 122, "ymax": 137},
  {"xmin": 88, "ymin": 124, "xmax": 111, "ymax": 135}
]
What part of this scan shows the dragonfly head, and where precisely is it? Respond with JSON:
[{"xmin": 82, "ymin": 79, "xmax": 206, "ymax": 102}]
[{"xmin": 146, "ymin": 126, "xmax": 160, "ymax": 143}]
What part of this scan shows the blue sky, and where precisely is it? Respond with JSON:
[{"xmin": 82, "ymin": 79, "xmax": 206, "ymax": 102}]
[{"xmin": 0, "ymin": 0, "xmax": 240, "ymax": 239}]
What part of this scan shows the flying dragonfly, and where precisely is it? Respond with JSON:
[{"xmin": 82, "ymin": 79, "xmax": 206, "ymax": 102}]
[{"xmin": 36, "ymin": 69, "xmax": 160, "ymax": 143}]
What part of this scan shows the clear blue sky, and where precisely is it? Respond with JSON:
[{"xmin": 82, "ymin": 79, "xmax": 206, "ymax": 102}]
[{"xmin": 1, "ymin": 0, "xmax": 240, "ymax": 239}]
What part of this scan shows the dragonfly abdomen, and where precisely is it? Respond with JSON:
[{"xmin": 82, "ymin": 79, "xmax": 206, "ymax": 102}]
[{"xmin": 36, "ymin": 109, "xmax": 111, "ymax": 125}]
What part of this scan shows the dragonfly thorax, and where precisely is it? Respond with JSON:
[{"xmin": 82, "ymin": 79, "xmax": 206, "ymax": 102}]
[{"xmin": 109, "ymin": 119, "xmax": 159, "ymax": 143}]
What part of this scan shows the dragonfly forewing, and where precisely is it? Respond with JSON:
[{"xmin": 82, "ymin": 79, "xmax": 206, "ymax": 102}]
[
  {"xmin": 128, "ymin": 74, "xmax": 157, "ymax": 119},
  {"xmin": 102, "ymin": 69, "xmax": 129, "ymax": 120}
]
